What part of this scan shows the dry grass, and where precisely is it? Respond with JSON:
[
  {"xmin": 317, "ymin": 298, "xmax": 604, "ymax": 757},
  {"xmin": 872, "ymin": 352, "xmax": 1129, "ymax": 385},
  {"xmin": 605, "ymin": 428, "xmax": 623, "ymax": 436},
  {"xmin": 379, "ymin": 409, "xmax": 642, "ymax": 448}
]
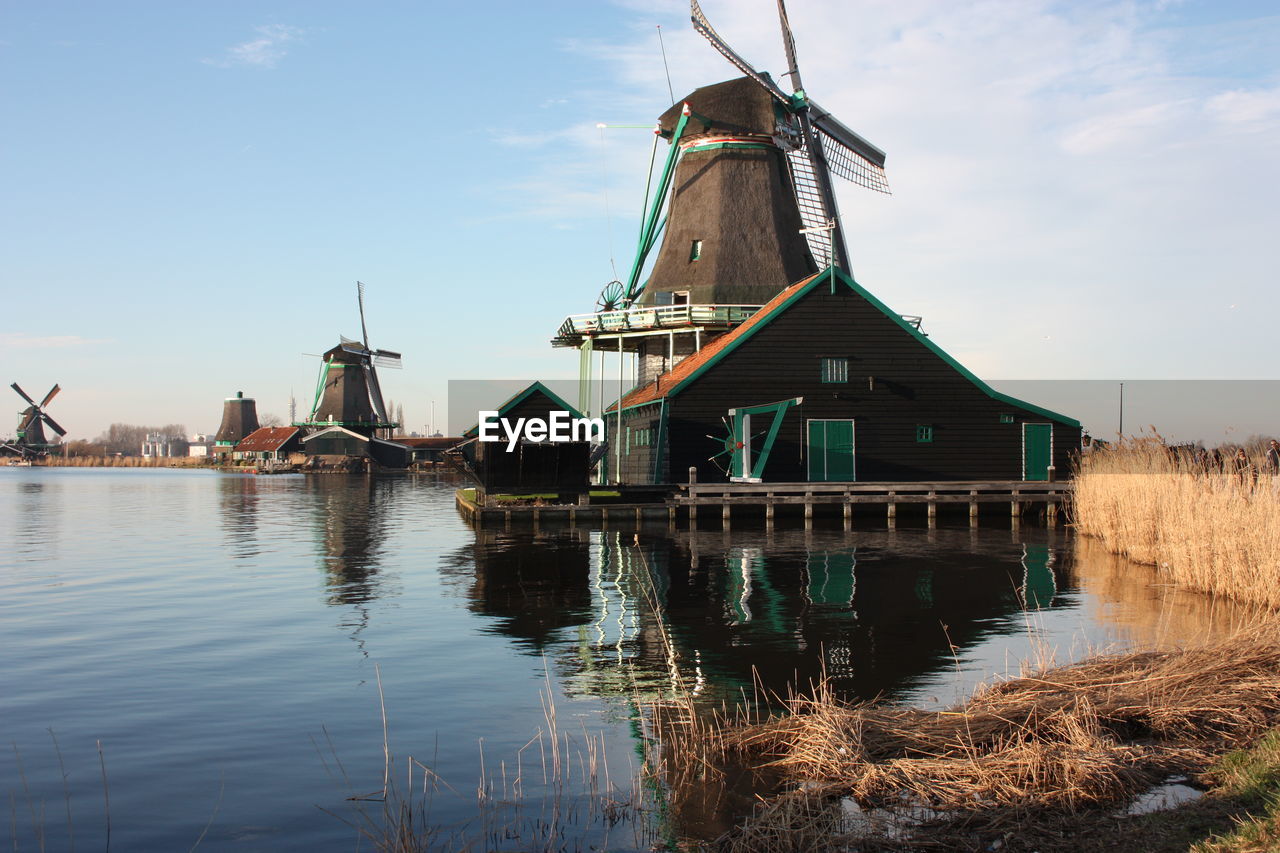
[
  {"xmin": 34, "ymin": 454, "xmax": 214, "ymax": 468},
  {"xmin": 1074, "ymin": 439, "xmax": 1280, "ymax": 608},
  {"xmin": 683, "ymin": 621, "xmax": 1280, "ymax": 851}
]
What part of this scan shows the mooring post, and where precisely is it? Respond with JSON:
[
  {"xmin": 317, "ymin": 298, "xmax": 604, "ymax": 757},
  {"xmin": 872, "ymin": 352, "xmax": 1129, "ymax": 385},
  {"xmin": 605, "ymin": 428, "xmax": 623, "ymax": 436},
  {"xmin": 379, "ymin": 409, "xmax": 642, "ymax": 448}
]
[
  {"xmin": 969, "ymin": 490, "xmax": 979, "ymax": 527},
  {"xmin": 804, "ymin": 493, "xmax": 813, "ymax": 529},
  {"xmin": 722, "ymin": 498, "xmax": 731, "ymax": 529},
  {"xmin": 887, "ymin": 491, "xmax": 897, "ymax": 523},
  {"xmin": 843, "ymin": 492, "xmax": 852, "ymax": 530},
  {"xmin": 688, "ymin": 466, "xmax": 698, "ymax": 524},
  {"xmin": 927, "ymin": 491, "xmax": 937, "ymax": 528},
  {"xmin": 1047, "ymin": 499, "xmax": 1058, "ymax": 527}
]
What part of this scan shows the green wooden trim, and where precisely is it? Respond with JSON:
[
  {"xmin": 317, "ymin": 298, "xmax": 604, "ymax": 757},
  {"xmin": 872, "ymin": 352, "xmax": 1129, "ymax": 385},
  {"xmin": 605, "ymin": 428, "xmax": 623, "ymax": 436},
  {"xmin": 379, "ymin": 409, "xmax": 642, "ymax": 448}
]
[
  {"xmin": 683, "ymin": 141, "xmax": 773, "ymax": 153},
  {"xmin": 623, "ymin": 109, "xmax": 691, "ymax": 306},
  {"xmin": 652, "ymin": 397, "xmax": 668, "ymax": 483},
  {"xmin": 664, "ymin": 267, "xmax": 1080, "ymax": 428}
]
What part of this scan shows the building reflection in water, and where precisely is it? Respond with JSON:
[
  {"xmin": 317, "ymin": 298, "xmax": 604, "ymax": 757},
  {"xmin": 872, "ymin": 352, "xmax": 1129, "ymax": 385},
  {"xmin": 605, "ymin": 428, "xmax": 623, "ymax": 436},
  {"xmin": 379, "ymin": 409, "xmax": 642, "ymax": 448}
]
[
  {"xmin": 454, "ymin": 526, "xmax": 1071, "ymax": 705},
  {"xmin": 217, "ymin": 475, "xmax": 262, "ymax": 561},
  {"xmin": 11, "ymin": 479, "xmax": 58, "ymax": 562}
]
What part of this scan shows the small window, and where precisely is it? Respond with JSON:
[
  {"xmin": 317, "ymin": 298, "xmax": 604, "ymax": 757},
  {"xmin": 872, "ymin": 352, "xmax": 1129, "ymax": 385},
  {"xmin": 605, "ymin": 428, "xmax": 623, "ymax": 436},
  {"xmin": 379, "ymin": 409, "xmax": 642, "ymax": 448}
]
[
  {"xmin": 689, "ymin": 240, "xmax": 703, "ymax": 261},
  {"xmin": 672, "ymin": 290, "xmax": 690, "ymax": 306},
  {"xmin": 916, "ymin": 425, "xmax": 934, "ymax": 443},
  {"xmin": 820, "ymin": 357, "xmax": 849, "ymax": 384},
  {"xmin": 1000, "ymin": 413, "xmax": 1015, "ymax": 424}
]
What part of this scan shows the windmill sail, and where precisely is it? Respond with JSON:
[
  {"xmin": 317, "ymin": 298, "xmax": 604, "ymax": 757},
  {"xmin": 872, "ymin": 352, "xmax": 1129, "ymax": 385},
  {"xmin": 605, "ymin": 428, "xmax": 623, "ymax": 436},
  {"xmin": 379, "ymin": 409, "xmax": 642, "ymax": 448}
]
[{"xmin": 689, "ymin": 0, "xmax": 889, "ymax": 273}]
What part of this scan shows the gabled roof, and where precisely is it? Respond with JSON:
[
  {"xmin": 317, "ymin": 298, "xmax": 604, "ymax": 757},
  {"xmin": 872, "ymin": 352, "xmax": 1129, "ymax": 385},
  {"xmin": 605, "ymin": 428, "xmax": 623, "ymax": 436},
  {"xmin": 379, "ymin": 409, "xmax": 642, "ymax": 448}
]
[
  {"xmin": 612, "ymin": 267, "xmax": 1079, "ymax": 427},
  {"xmin": 235, "ymin": 426, "xmax": 300, "ymax": 453},
  {"xmin": 300, "ymin": 425, "xmax": 369, "ymax": 443},
  {"xmin": 463, "ymin": 381, "xmax": 585, "ymax": 438}
]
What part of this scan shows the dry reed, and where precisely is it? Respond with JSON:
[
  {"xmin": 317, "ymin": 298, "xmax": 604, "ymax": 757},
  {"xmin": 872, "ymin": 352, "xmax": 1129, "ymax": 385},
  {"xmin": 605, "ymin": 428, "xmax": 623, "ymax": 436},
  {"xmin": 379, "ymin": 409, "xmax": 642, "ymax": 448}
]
[
  {"xmin": 1073, "ymin": 439, "xmax": 1280, "ymax": 608},
  {"xmin": 694, "ymin": 621, "xmax": 1280, "ymax": 850}
]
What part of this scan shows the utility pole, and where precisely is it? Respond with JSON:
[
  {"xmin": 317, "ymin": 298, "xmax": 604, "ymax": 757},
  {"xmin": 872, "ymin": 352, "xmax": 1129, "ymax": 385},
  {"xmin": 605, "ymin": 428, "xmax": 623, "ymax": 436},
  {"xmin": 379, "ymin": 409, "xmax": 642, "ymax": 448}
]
[{"xmin": 1118, "ymin": 382, "xmax": 1124, "ymax": 438}]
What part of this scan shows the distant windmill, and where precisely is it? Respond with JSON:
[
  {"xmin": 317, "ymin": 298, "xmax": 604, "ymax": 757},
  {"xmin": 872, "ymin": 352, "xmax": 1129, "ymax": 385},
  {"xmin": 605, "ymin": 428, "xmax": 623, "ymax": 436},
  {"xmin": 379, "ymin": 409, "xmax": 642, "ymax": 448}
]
[
  {"xmin": 3, "ymin": 383, "xmax": 66, "ymax": 458},
  {"xmin": 304, "ymin": 283, "xmax": 402, "ymax": 433}
]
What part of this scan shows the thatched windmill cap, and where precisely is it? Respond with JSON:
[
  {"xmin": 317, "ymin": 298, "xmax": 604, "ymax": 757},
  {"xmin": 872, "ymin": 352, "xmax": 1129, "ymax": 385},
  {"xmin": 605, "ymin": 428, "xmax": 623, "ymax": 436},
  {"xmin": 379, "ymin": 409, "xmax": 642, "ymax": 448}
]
[{"xmin": 658, "ymin": 77, "xmax": 781, "ymax": 141}]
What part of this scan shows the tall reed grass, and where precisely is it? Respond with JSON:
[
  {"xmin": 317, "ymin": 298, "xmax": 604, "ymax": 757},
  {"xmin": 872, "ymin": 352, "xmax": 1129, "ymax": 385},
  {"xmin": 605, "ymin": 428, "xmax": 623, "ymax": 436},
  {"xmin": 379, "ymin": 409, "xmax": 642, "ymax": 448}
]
[
  {"xmin": 34, "ymin": 454, "xmax": 214, "ymax": 468},
  {"xmin": 1073, "ymin": 439, "xmax": 1280, "ymax": 608}
]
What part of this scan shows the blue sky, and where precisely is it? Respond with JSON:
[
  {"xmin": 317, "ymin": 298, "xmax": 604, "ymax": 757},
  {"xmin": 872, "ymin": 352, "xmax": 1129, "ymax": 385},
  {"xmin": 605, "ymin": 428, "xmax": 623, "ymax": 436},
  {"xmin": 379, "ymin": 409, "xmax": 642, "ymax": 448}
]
[{"xmin": 3, "ymin": 0, "xmax": 1278, "ymax": 441}]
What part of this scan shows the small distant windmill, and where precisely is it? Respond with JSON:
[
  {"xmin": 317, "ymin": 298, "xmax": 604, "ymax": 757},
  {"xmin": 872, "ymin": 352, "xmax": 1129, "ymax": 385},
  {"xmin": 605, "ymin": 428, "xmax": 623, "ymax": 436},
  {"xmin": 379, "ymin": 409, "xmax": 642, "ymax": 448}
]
[
  {"xmin": 304, "ymin": 283, "xmax": 402, "ymax": 433},
  {"xmin": 3, "ymin": 383, "xmax": 66, "ymax": 458}
]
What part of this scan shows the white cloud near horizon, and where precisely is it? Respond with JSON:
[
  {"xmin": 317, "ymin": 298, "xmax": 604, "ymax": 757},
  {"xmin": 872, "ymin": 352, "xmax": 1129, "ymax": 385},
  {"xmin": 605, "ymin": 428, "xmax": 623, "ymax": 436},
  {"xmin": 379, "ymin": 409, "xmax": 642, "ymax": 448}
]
[
  {"xmin": 0, "ymin": 333, "xmax": 112, "ymax": 349},
  {"xmin": 204, "ymin": 24, "xmax": 304, "ymax": 69}
]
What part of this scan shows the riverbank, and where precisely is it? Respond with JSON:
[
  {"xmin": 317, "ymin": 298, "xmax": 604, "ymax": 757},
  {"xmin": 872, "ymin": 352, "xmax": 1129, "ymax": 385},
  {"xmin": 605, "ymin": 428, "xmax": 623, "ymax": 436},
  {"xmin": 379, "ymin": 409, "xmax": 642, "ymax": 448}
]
[
  {"xmin": 655, "ymin": 621, "xmax": 1280, "ymax": 852},
  {"xmin": 1073, "ymin": 440, "xmax": 1279, "ymax": 608}
]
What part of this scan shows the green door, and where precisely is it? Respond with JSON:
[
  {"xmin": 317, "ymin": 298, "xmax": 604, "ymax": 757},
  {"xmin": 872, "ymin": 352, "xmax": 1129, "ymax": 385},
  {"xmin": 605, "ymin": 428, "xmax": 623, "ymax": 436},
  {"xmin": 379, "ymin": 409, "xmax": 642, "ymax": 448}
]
[
  {"xmin": 1023, "ymin": 423, "xmax": 1052, "ymax": 481},
  {"xmin": 807, "ymin": 420, "xmax": 856, "ymax": 481}
]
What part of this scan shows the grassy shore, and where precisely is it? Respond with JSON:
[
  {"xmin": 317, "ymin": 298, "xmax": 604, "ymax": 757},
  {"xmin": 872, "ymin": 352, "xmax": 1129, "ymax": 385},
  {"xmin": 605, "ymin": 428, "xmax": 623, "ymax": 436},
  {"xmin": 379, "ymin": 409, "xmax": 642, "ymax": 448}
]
[
  {"xmin": 655, "ymin": 622, "xmax": 1280, "ymax": 852},
  {"xmin": 1073, "ymin": 440, "xmax": 1280, "ymax": 609}
]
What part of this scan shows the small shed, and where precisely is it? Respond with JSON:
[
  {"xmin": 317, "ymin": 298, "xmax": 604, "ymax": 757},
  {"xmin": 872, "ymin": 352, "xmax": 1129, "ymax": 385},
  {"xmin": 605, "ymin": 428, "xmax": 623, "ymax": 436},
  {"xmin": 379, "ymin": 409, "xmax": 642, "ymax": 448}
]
[{"xmin": 459, "ymin": 381, "xmax": 594, "ymax": 492}]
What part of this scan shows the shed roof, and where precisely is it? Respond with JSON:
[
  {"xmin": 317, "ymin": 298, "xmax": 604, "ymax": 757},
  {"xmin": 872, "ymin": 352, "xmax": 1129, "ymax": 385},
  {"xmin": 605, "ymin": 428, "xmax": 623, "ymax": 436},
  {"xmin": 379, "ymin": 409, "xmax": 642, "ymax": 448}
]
[
  {"xmin": 463, "ymin": 381, "xmax": 585, "ymax": 438},
  {"xmin": 235, "ymin": 427, "xmax": 300, "ymax": 452}
]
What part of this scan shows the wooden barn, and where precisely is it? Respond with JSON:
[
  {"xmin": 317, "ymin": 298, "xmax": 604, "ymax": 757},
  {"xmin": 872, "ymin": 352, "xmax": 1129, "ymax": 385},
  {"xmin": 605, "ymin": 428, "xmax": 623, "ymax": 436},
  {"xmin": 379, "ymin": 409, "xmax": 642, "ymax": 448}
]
[{"xmin": 608, "ymin": 267, "xmax": 1078, "ymax": 485}]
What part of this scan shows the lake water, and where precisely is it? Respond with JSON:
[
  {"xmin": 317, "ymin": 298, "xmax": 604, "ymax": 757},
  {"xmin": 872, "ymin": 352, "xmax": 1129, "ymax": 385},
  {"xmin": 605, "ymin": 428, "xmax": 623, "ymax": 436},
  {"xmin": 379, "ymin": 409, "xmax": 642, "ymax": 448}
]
[{"xmin": 0, "ymin": 468, "xmax": 1248, "ymax": 850}]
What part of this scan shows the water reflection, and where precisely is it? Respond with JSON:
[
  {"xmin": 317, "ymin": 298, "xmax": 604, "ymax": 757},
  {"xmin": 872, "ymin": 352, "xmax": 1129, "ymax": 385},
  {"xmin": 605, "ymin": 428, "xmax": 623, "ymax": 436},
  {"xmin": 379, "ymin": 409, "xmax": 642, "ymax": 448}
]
[
  {"xmin": 306, "ymin": 477, "xmax": 395, "ymax": 605},
  {"xmin": 458, "ymin": 526, "xmax": 1074, "ymax": 705},
  {"xmin": 1071, "ymin": 535, "xmax": 1259, "ymax": 647},
  {"xmin": 443, "ymin": 530, "xmax": 595, "ymax": 652},
  {"xmin": 10, "ymin": 480, "xmax": 57, "ymax": 561},
  {"xmin": 218, "ymin": 476, "xmax": 262, "ymax": 561}
]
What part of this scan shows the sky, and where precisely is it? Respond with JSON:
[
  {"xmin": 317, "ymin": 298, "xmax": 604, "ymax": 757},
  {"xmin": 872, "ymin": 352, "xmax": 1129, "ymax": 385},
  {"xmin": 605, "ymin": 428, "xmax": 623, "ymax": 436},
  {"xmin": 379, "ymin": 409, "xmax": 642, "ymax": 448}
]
[{"xmin": 3, "ymin": 0, "xmax": 1278, "ymax": 443}]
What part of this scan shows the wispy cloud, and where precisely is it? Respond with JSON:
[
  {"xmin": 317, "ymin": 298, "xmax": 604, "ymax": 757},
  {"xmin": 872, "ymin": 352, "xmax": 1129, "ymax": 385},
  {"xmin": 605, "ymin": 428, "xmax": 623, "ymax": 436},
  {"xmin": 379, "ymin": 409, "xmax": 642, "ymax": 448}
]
[
  {"xmin": 205, "ymin": 24, "xmax": 304, "ymax": 69},
  {"xmin": 0, "ymin": 333, "xmax": 112, "ymax": 349}
]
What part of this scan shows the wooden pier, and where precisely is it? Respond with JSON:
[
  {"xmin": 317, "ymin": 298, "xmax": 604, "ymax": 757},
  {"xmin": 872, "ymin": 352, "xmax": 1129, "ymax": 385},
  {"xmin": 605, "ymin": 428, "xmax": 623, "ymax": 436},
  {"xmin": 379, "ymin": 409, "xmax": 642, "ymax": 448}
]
[
  {"xmin": 457, "ymin": 479, "xmax": 1070, "ymax": 529},
  {"xmin": 675, "ymin": 480, "xmax": 1070, "ymax": 529}
]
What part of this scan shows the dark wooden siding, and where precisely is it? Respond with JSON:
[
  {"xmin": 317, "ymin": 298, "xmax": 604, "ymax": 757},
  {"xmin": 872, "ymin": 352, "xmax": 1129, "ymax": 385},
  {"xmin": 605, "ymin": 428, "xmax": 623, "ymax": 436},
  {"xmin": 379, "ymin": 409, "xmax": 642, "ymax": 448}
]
[{"xmin": 652, "ymin": 283, "xmax": 1079, "ymax": 483}]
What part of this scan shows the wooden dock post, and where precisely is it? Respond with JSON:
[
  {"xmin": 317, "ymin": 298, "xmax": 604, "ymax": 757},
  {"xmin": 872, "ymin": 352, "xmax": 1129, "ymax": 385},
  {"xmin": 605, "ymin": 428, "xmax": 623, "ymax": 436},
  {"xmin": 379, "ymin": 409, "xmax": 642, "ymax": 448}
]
[
  {"xmin": 722, "ymin": 499, "xmax": 731, "ymax": 529},
  {"xmin": 765, "ymin": 492, "xmax": 775, "ymax": 531},
  {"xmin": 804, "ymin": 492, "xmax": 813, "ymax": 529},
  {"xmin": 842, "ymin": 492, "xmax": 852, "ymax": 530},
  {"xmin": 887, "ymin": 491, "xmax": 897, "ymax": 523},
  {"xmin": 969, "ymin": 490, "xmax": 979, "ymax": 527},
  {"xmin": 927, "ymin": 491, "xmax": 937, "ymax": 528},
  {"xmin": 1047, "ymin": 500, "xmax": 1058, "ymax": 527},
  {"xmin": 688, "ymin": 467, "xmax": 698, "ymax": 524}
]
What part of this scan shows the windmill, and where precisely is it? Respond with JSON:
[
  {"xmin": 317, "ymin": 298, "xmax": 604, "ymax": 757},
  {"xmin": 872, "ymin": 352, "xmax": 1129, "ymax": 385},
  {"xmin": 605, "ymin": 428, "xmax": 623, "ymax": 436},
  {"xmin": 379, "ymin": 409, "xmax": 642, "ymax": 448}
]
[
  {"xmin": 304, "ymin": 283, "xmax": 402, "ymax": 434},
  {"xmin": 4, "ymin": 383, "xmax": 66, "ymax": 458},
  {"xmin": 688, "ymin": 0, "xmax": 889, "ymax": 275}
]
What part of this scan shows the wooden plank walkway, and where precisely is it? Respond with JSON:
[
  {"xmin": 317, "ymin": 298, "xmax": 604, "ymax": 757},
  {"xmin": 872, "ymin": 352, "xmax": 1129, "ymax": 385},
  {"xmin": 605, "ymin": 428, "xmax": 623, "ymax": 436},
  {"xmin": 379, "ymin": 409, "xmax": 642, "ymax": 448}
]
[{"xmin": 458, "ymin": 480, "xmax": 1071, "ymax": 529}]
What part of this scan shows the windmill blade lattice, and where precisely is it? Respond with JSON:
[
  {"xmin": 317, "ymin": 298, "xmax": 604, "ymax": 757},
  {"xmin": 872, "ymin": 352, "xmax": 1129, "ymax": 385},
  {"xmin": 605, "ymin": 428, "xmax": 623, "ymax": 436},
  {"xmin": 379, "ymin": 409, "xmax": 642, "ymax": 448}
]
[{"xmin": 691, "ymin": 0, "xmax": 791, "ymax": 105}]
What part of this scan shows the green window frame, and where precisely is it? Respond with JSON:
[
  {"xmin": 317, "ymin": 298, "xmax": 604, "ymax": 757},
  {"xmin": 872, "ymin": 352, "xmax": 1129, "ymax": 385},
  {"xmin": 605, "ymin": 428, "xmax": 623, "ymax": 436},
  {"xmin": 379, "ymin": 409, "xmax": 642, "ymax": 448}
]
[
  {"xmin": 1000, "ymin": 413, "xmax": 1015, "ymax": 424},
  {"xmin": 820, "ymin": 357, "xmax": 849, "ymax": 384},
  {"xmin": 689, "ymin": 240, "xmax": 703, "ymax": 261},
  {"xmin": 916, "ymin": 425, "xmax": 934, "ymax": 443}
]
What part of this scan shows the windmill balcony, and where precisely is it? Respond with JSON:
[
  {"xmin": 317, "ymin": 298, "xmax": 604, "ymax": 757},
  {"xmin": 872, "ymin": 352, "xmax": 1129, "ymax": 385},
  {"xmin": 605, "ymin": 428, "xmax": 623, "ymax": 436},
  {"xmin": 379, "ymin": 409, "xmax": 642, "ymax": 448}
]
[{"xmin": 552, "ymin": 303, "xmax": 763, "ymax": 349}]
